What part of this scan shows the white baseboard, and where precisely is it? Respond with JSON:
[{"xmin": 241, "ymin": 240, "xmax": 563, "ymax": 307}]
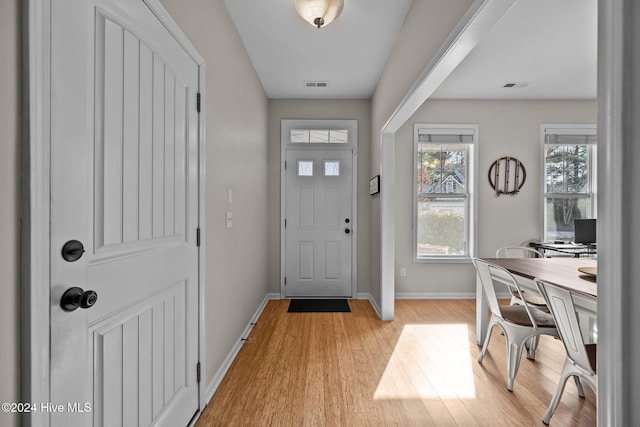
[
  {"xmin": 357, "ymin": 293, "xmax": 383, "ymax": 318},
  {"xmin": 201, "ymin": 293, "xmax": 280, "ymax": 409}
]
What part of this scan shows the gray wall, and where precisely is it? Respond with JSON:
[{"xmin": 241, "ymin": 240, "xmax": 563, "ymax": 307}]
[
  {"xmin": 369, "ymin": 1, "xmax": 598, "ymax": 301},
  {"xmin": 369, "ymin": 0, "xmax": 474, "ymax": 305},
  {"xmin": 0, "ymin": 0, "xmax": 21, "ymax": 426},
  {"xmin": 394, "ymin": 100, "xmax": 597, "ymax": 294},
  {"xmin": 161, "ymin": 0, "xmax": 271, "ymax": 390},
  {"xmin": 267, "ymin": 99, "xmax": 372, "ymax": 295}
]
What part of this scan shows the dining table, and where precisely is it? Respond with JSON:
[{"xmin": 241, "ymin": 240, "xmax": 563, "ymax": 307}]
[{"xmin": 476, "ymin": 257, "xmax": 598, "ymax": 345}]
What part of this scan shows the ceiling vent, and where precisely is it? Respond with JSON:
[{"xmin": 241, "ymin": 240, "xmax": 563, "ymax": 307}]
[
  {"xmin": 304, "ymin": 81, "xmax": 328, "ymax": 88},
  {"xmin": 503, "ymin": 82, "xmax": 528, "ymax": 88}
]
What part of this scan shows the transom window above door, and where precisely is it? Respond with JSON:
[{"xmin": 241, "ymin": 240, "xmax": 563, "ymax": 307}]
[
  {"xmin": 282, "ymin": 119, "xmax": 356, "ymax": 148},
  {"xmin": 290, "ymin": 129, "xmax": 349, "ymax": 144}
]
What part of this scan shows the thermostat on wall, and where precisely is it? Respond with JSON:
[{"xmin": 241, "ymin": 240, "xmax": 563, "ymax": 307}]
[{"xmin": 369, "ymin": 175, "xmax": 380, "ymax": 196}]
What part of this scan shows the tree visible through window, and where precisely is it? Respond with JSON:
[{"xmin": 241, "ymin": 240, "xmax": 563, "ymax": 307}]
[
  {"xmin": 543, "ymin": 127, "xmax": 596, "ymax": 241},
  {"xmin": 414, "ymin": 125, "xmax": 476, "ymax": 259}
]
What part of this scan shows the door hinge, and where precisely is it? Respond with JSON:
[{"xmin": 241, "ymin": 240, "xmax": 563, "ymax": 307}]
[
  {"xmin": 196, "ymin": 362, "xmax": 201, "ymax": 384},
  {"xmin": 284, "ymin": 277, "xmax": 287, "ymax": 286},
  {"xmin": 196, "ymin": 227, "xmax": 201, "ymax": 247},
  {"xmin": 284, "ymin": 219, "xmax": 287, "ymax": 228},
  {"xmin": 196, "ymin": 93, "xmax": 201, "ymax": 113}
]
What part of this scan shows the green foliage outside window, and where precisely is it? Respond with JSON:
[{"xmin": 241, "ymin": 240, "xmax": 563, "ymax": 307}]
[
  {"xmin": 415, "ymin": 136, "xmax": 471, "ymax": 257},
  {"xmin": 417, "ymin": 209, "xmax": 465, "ymax": 254},
  {"xmin": 545, "ymin": 144, "xmax": 589, "ymax": 230},
  {"xmin": 417, "ymin": 145, "xmax": 465, "ymax": 195},
  {"xmin": 545, "ymin": 145, "xmax": 588, "ymax": 193}
]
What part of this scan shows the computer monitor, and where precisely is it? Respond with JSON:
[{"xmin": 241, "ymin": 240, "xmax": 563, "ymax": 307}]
[{"xmin": 574, "ymin": 218, "xmax": 596, "ymax": 245}]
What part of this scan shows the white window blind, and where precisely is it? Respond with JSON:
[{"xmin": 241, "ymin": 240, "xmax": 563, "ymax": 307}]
[
  {"xmin": 544, "ymin": 127, "xmax": 597, "ymax": 145},
  {"xmin": 416, "ymin": 127, "xmax": 475, "ymax": 144}
]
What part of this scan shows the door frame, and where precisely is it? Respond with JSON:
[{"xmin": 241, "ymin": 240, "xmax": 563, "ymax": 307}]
[
  {"xmin": 22, "ymin": 1, "xmax": 207, "ymax": 425},
  {"xmin": 280, "ymin": 119, "xmax": 358, "ymax": 299}
]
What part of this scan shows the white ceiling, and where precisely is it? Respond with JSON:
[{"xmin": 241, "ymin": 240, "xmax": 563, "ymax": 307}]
[
  {"xmin": 433, "ymin": 0, "xmax": 597, "ymax": 99},
  {"xmin": 224, "ymin": 0, "xmax": 413, "ymax": 99},
  {"xmin": 224, "ymin": 0, "xmax": 597, "ymax": 100}
]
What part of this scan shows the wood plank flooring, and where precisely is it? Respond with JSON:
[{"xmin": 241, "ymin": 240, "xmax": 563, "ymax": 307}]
[{"xmin": 195, "ymin": 299, "xmax": 596, "ymax": 426}]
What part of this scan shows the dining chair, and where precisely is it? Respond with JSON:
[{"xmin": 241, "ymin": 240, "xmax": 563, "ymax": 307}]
[
  {"xmin": 496, "ymin": 245, "xmax": 549, "ymax": 357},
  {"xmin": 496, "ymin": 246, "xmax": 547, "ymax": 307},
  {"xmin": 496, "ymin": 246, "xmax": 544, "ymax": 259},
  {"xmin": 535, "ymin": 279, "xmax": 597, "ymax": 425},
  {"xmin": 473, "ymin": 258, "xmax": 559, "ymax": 391}
]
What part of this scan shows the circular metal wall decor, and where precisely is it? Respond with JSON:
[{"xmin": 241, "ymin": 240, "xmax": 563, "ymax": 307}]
[{"xmin": 488, "ymin": 156, "xmax": 526, "ymax": 196}]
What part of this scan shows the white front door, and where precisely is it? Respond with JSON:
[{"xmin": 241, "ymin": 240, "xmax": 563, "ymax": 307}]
[
  {"xmin": 284, "ymin": 149, "xmax": 353, "ymax": 297},
  {"xmin": 49, "ymin": 1, "xmax": 201, "ymax": 426}
]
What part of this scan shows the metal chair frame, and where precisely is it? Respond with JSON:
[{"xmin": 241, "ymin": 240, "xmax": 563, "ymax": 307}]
[
  {"xmin": 535, "ymin": 279, "xmax": 597, "ymax": 425},
  {"xmin": 473, "ymin": 259, "xmax": 559, "ymax": 391}
]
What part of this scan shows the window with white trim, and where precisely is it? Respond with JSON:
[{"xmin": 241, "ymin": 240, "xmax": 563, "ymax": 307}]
[
  {"xmin": 543, "ymin": 125, "xmax": 597, "ymax": 242},
  {"xmin": 297, "ymin": 160, "xmax": 314, "ymax": 176},
  {"xmin": 290, "ymin": 129, "xmax": 348, "ymax": 143},
  {"xmin": 414, "ymin": 125, "xmax": 477, "ymax": 260}
]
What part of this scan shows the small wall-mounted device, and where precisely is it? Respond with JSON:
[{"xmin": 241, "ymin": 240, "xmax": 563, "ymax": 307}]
[{"xmin": 369, "ymin": 175, "xmax": 380, "ymax": 196}]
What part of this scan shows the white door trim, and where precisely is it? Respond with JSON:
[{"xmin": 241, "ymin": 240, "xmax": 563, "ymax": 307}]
[
  {"xmin": 23, "ymin": 3, "xmax": 52, "ymax": 425},
  {"xmin": 280, "ymin": 119, "xmax": 358, "ymax": 299},
  {"xmin": 598, "ymin": 0, "xmax": 634, "ymax": 424},
  {"xmin": 22, "ymin": 1, "xmax": 207, "ymax": 424}
]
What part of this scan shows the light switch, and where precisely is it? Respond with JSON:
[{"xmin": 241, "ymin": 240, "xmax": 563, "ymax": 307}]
[{"xmin": 225, "ymin": 212, "xmax": 233, "ymax": 228}]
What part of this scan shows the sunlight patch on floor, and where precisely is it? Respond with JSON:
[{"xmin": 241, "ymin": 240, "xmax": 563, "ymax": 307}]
[{"xmin": 374, "ymin": 324, "xmax": 476, "ymax": 400}]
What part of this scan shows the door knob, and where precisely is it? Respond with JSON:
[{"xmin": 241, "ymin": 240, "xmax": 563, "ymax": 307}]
[
  {"xmin": 345, "ymin": 228, "xmax": 351, "ymax": 234},
  {"xmin": 61, "ymin": 287, "xmax": 98, "ymax": 312}
]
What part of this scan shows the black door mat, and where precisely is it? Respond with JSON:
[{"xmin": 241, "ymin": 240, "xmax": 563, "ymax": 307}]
[{"xmin": 287, "ymin": 299, "xmax": 351, "ymax": 313}]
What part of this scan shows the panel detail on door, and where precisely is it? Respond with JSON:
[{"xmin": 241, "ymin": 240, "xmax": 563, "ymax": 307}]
[
  {"xmin": 325, "ymin": 242, "xmax": 340, "ymax": 279},
  {"xmin": 49, "ymin": 1, "xmax": 200, "ymax": 426},
  {"xmin": 93, "ymin": 281, "xmax": 189, "ymax": 426},
  {"xmin": 298, "ymin": 187, "xmax": 314, "ymax": 228},
  {"xmin": 325, "ymin": 188, "xmax": 339, "ymax": 227},
  {"xmin": 95, "ymin": 12, "xmax": 188, "ymax": 252},
  {"xmin": 285, "ymin": 149, "xmax": 353, "ymax": 297},
  {"xmin": 297, "ymin": 241, "xmax": 314, "ymax": 280}
]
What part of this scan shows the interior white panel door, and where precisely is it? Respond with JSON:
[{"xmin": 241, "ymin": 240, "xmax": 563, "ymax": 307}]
[
  {"xmin": 284, "ymin": 149, "xmax": 353, "ymax": 297},
  {"xmin": 49, "ymin": 0, "xmax": 200, "ymax": 425}
]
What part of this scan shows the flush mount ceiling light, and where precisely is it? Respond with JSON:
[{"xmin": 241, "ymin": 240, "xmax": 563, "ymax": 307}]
[{"xmin": 295, "ymin": 0, "xmax": 344, "ymax": 29}]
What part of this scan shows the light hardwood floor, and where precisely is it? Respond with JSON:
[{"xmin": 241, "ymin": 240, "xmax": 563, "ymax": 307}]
[{"xmin": 196, "ymin": 299, "xmax": 596, "ymax": 426}]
